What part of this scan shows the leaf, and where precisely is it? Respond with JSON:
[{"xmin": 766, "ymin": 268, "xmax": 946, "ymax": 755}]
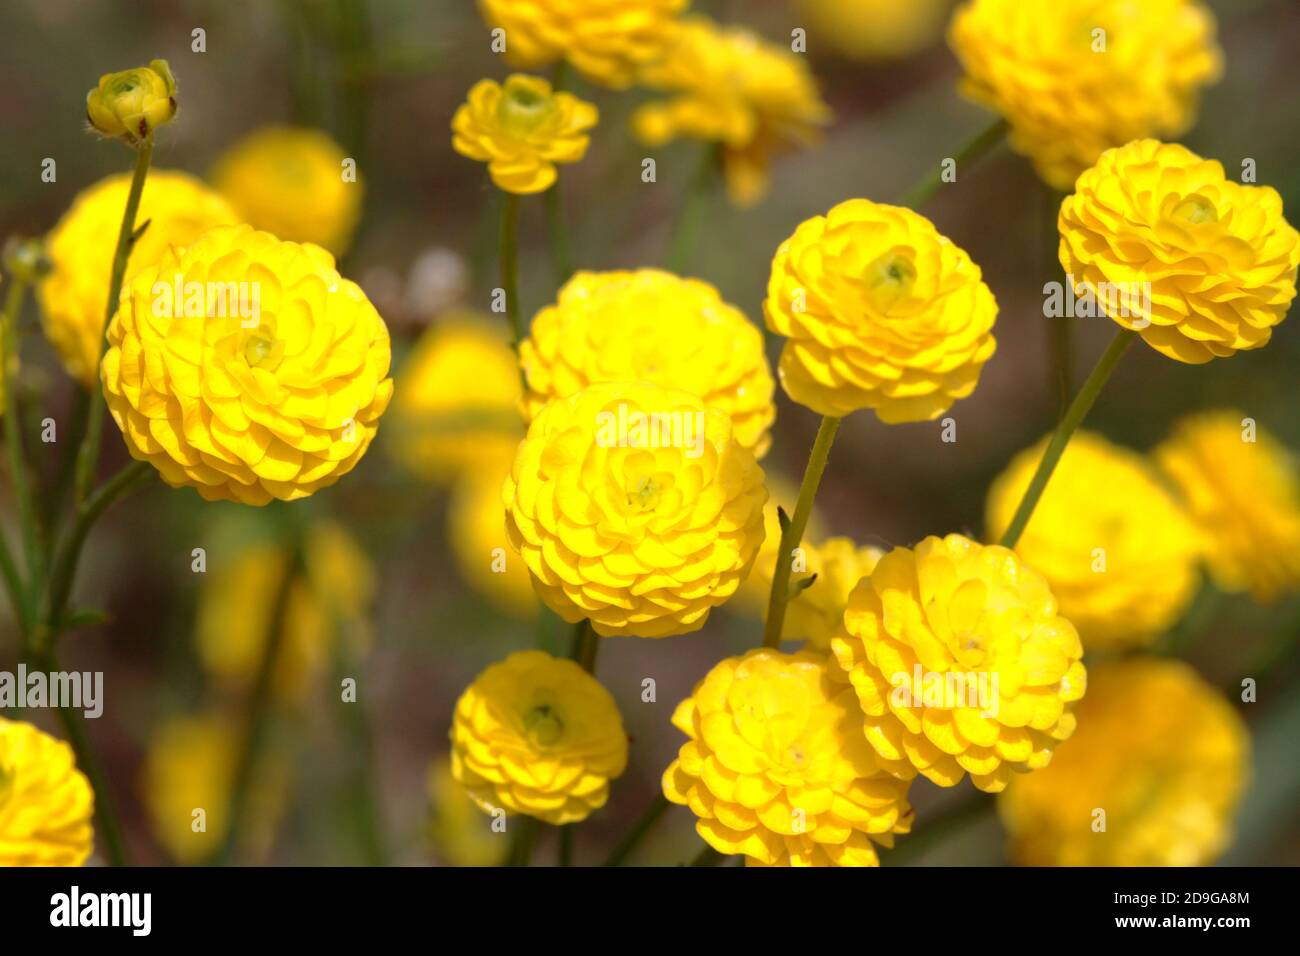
[{"xmin": 788, "ymin": 573, "xmax": 818, "ymax": 599}]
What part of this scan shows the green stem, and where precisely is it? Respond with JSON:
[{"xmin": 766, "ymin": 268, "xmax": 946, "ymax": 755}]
[
  {"xmin": 558, "ymin": 825, "xmax": 574, "ymax": 866},
  {"xmin": 763, "ymin": 415, "xmax": 841, "ymax": 649},
  {"xmin": 666, "ymin": 145, "xmax": 718, "ymax": 274},
  {"xmin": 0, "ymin": 529, "xmax": 22, "ymax": 632},
  {"xmin": 544, "ymin": 184, "xmax": 574, "ymax": 288},
  {"xmin": 1, "ymin": 276, "xmax": 37, "ymax": 630},
  {"xmin": 602, "ymin": 794, "xmax": 670, "ymax": 866},
  {"xmin": 900, "ymin": 118, "xmax": 1008, "ymax": 209},
  {"xmin": 499, "ymin": 193, "xmax": 522, "ymax": 351},
  {"xmin": 74, "ymin": 137, "xmax": 153, "ymax": 507},
  {"xmin": 998, "ymin": 329, "xmax": 1136, "ymax": 550},
  {"xmin": 689, "ymin": 845, "xmax": 724, "ymax": 867},
  {"xmin": 506, "ymin": 815, "xmax": 539, "ymax": 867},
  {"xmin": 569, "ymin": 619, "xmax": 599, "ymax": 673},
  {"xmin": 332, "ymin": 622, "xmax": 388, "ymax": 865}
]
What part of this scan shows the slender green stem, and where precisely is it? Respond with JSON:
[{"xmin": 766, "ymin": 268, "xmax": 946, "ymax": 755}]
[
  {"xmin": 763, "ymin": 415, "xmax": 841, "ymax": 648},
  {"xmin": 332, "ymin": 621, "xmax": 388, "ymax": 865},
  {"xmin": 1, "ymin": 277, "xmax": 37, "ymax": 630},
  {"xmin": 569, "ymin": 619, "xmax": 599, "ymax": 673},
  {"xmin": 0, "ymin": 529, "xmax": 22, "ymax": 631},
  {"xmin": 998, "ymin": 329, "xmax": 1136, "ymax": 550},
  {"xmin": 499, "ymin": 193, "xmax": 522, "ymax": 351},
  {"xmin": 602, "ymin": 794, "xmax": 670, "ymax": 866},
  {"xmin": 74, "ymin": 137, "xmax": 153, "ymax": 507},
  {"xmin": 558, "ymin": 825, "xmax": 574, "ymax": 866},
  {"xmin": 900, "ymin": 118, "xmax": 1008, "ymax": 209},
  {"xmin": 883, "ymin": 794, "xmax": 995, "ymax": 866},
  {"xmin": 666, "ymin": 145, "xmax": 719, "ymax": 274},
  {"xmin": 506, "ymin": 815, "xmax": 539, "ymax": 867},
  {"xmin": 689, "ymin": 845, "xmax": 724, "ymax": 867},
  {"xmin": 544, "ymin": 185, "xmax": 574, "ymax": 287}
]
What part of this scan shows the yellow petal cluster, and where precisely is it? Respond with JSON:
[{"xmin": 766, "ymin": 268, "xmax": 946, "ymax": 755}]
[
  {"xmin": 663, "ymin": 649, "xmax": 913, "ymax": 866},
  {"xmin": 452, "ymin": 75, "xmax": 597, "ymax": 194},
  {"xmin": 832, "ymin": 534, "xmax": 1086, "ymax": 793},
  {"xmin": 520, "ymin": 269, "xmax": 776, "ymax": 456},
  {"xmin": 504, "ymin": 382, "xmax": 767, "ymax": 637},
  {"xmin": 1059, "ymin": 139, "xmax": 1300, "ymax": 363},
  {"xmin": 999, "ymin": 659, "xmax": 1249, "ymax": 866},
  {"xmin": 985, "ymin": 431, "xmax": 1202, "ymax": 651},
  {"xmin": 449, "ymin": 650, "xmax": 628, "ymax": 824},
  {"xmin": 786, "ymin": 537, "xmax": 883, "ymax": 651},
  {"xmin": 39, "ymin": 171, "xmax": 240, "ymax": 387},
  {"xmin": 477, "ymin": 0, "xmax": 686, "ymax": 89},
  {"xmin": 0, "ymin": 718, "xmax": 94, "ymax": 866},
  {"xmin": 798, "ymin": 0, "xmax": 950, "ymax": 62},
  {"xmin": 450, "ymin": 453, "xmax": 540, "ymax": 619},
  {"xmin": 1155, "ymin": 410, "xmax": 1300, "ymax": 602},
  {"xmin": 86, "ymin": 58, "xmax": 177, "ymax": 144},
  {"xmin": 213, "ymin": 125, "xmax": 363, "ymax": 256},
  {"xmin": 387, "ymin": 315, "xmax": 524, "ymax": 483},
  {"xmin": 765, "ymin": 198, "xmax": 998, "ymax": 422},
  {"xmin": 102, "ymin": 223, "xmax": 394, "ymax": 505},
  {"xmin": 949, "ymin": 0, "xmax": 1222, "ymax": 189},
  {"xmin": 633, "ymin": 16, "xmax": 831, "ymax": 207}
]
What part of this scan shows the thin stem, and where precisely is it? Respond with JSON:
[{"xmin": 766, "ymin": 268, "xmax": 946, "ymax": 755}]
[
  {"xmin": 900, "ymin": 118, "xmax": 1008, "ymax": 209},
  {"xmin": 569, "ymin": 619, "xmax": 599, "ymax": 673},
  {"xmin": 544, "ymin": 185, "xmax": 574, "ymax": 287},
  {"xmin": 331, "ymin": 621, "xmax": 388, "ymax": 865},
  {"xmin": 666, "ymin": 145, "xmax": 718, "ymax": 274},
  {"xmin": 689, "ymin": 845, "xmax": 724, "ymax": 867},
  {"xmin": 1040, "ymin": 180, "xmax": 1070, "ymax": 420},
  {"xmin": 499, "ymin": 193, "xmax": 522, "ymax": 351},
  {"xmin": 763, "ymin": 415, "xmax": 841, "ymax": 648},
  {"xmin": 602, "ymin": 794, "xmax": 670, "ymax": 866},
  {"xmin": 1, "ymin": 276, "xmax": 37, "ymax": 630},
  {"xmin": 558, "ymin": 825, "xmax": 574, "ymax": 866},
  {"xmin": 0, "ymin": 529, "xmax": 22, "ymax": 632},
  {"xmin": 506, "ymin": 815, "xmax": 539, "ymax": 867},
  {"xmin": 74, "ymin": 137, "xmax": 154, "ymax": 507},
  {"xmin": 998, "ymin": 329, "xmax": 1136, "ymax": 550}
]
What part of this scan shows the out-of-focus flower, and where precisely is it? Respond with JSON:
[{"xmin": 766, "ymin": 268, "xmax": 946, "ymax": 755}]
[
  {"xmin": 102, "ymin": 224, "xmax": 393, "ymax": 505},
  {"xmin": 477, "ymin": 0, "xmax": 686, "ymax": 89},
  {"xmin": 141, "ymin": 713, "xmax": 288, "ymax": 864},
  {"xmin": 520, "ymin": 269, "xmax": 776, "ymax": 456},
  {"xmin": 39, "ymin": 171, "xmax": 240, "ymax": 387},
  {"xmin": 985, "ymin": 431, "xmax": 1202, "ymax": 651},
  {"xmin": 765, "ymin": 199, "xmax": 998, "ymax": 422},
  {"xmin": 786, "ymin": 537, "xmax": 884, "ymax": 651},
  {"xmin": 449, "ymin": 454, "xmax": 539, "ymax": 619},
  {"xmin": 734, "ymin": 475, "xmax": 825, "ymax": 615},
  {"xmin": 999, "ymin": 659, "xmax": 1249, "ymax": 866},
  {"xmin": 633, "ymin": 16, "xmax": 831, "ymax": 207},
  {"xmin": 1155, "ymin": 411, "xmax": 1300, "ymax": 602},
  {"xmin": 949, "ymin": 0, "xmax": 1222, "ymax": 189},
  {"xmin": 1059, "ymin": 139, "xmax": 1299, "ymax": 363},
  {"xmin": 213, "ymin": 125, "xmax": 363, "ymax": 256},
  {"xmin": 86, "ymin": 59, "xmax": 177, "ymax": 145},
  {"xmin": 504, "ymin": 382, "xmax": 767, "ymax": 637},
  {"xmin": 663, "ymin": 649, "xmax": 913, "ymax": 866},
  {"xmin": 196, "ymin": 522, "xmax": 375, "ymax": 704},
  {"xmin": 427, "ymin": 762, "xmax": 504, "ymax": 866},
  {"xmin": 405, "ymin": 247, "xmax": 469, "ymax": 320},
  {"xmin": 449, "ymin": 650, "xmax": 628, "ymax": 824},
  {"xmin": 0, "ymin": 718, "xmax": 93, "ymax": 866},
  {"xmin": 452, "ymin": 75, "xmax": 598, "ymax": 194},
  {"xmin": 798, "ymin": 0, "xmax": 951, "ymax": 62},
  {"xmin": 833, "ymin": 534, "xmax": 1086, "ymax": 793},
  {"xmin": 387, "ymin": 315, "xmax": 524, "ymax": 484}
]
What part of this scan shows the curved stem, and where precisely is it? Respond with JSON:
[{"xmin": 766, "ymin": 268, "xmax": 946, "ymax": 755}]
[
  {"xmin": 602, "ymin": 794, "xmax": 670, "ymax": 867},
  {"xmin": 900, "ymin": 119, "xmax": 1007, "ymax": 209}
]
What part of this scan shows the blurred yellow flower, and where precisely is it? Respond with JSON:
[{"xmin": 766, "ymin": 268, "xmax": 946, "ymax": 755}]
[
  {"xmin": 39, "ymin": 171, "xmax": 239, "ymax": 387},
  {"xmin": 503, "ymin": 382, "xmax": 767, "ymax": 637},
  {"xmin": 833, "ymin": 534, "xmax": 1086, "ymax": 793},
  {"xmin": 388, "ymin": 315, "xmax": 524, "ymax": 484},
  {"xmin": 477, "ymin": 0, "xmax": 686, "ymax": 88},
  {"xmin": 86, "ymin": 58, "xmax": 177, "ymax": 145},
  {"xmin": 0, "ymin": 718, "xmax": 94, "ymax": 866},
  {"xmin": 102, "ymin": 224, "xmax": 393, "ymax": 505},
  {"xmin": 765, "ymin": 198, "xmax": 998, "ymax": 422},
  {"xmin": 949, "ymin": 0, "xmax": 1222, "ymax": 189},
  {"xmin": 427, "ymin": 761, "xmax": 504, "ymax": 866},
  {"xmin": 452, "ymin": 75, "xmax": 598, "ymax": 195},
  {"xmin": 663, "ymin": 648, "xmax": 913, "ymax": 866},
  {"xmin": 450, "ymin": 650, "xmax": 628, "ymax": 824},
  {"xmin": 798, "ymin": 0, "xmax": 951, "ymax": 62},
  {"xmin": 449, "ymin": 455, "xmax": 539, "ymax": 619},
  {"xmin": 999, "ymin": 659, "xmax": 1249, "ymax": 866},
  {"xmin": 141, "ymin": 713, "xmax": 288, "ymax": 864},
  {"xmin": 985, "ymin": 431, "xmax": 1202, "ymax": 651},
  {"xmin": 787, "ymin": 537, "xmax": 883, "ymax": 651},
  {"xmin": 213, "ymin": 125, "xmax": 363, "ymax": 256},
  {"xmin": 520, "ymin": 269, "xmax": 776, "ymax": 456},
  {"xmin": 633, "ymin": 16, "xmax": 831, "ymax": 207},
  {"xmin": 1156, "ymin": 410, "xmax": 1300, "ymax": 602},
  {"xmin": 734, "ymin": 475, "xmax": 824, "ymax": 616},
  {"xmin": 1059, "ymin": 139, "xmax": 1299, "ymax": 363}
]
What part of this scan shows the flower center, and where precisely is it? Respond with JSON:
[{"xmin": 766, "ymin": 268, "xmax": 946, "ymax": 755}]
[
  {"xmin": 863, "ymin": 250, "xmax": 917, "ymax": 311},
  {"xmin": 626, "ymin": 474, "xmax": 662, "ymax": 513},
  {"xmin": 242, "ymin": 332, "xmax": 281, "ymax": 369},
  {"xmin": 498, "ymin": 80, "xmax": 554, "ymax": 135},
  {"xmin": 524, "ymin": 704, "xmax": 564, "ymax": 748},
  {"xmin": 1172, "ymin": 194, "xmax": 1219, "ymax": 225}
]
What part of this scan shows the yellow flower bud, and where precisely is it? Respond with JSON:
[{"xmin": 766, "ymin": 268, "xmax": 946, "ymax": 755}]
[{"xmin": 86, "ymin": 59, "xmax": 177, "ymax": 145}]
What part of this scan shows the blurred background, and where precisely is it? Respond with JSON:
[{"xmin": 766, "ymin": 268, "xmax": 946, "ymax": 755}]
[{"xmin": 0, "ymin": 0, "xmax": 1296, "ymax": 865}]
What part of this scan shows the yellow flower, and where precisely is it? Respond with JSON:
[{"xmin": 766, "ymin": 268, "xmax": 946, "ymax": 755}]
[
  {"xmin": 949, "ymin": 0, "xmax": 1222, "ymax": 189},
  {"xmin": 1058, "ymin": 139, "xmax": 1300, "ymax": 363},
  {"xmin": 141, "ymin": 713, "xmax": 288, "ymax": 864},
  {"xmin": 449, "ymin": 650, "xmax": 628, "ymax": 824},
  {"xmin": 449, "ymin": 454, "xmax": 539, "ymax": 619},
  {"xmin": 0, "ymin": 718, "xmax": 94, "ymax": 866},
  {"xmin": 632, "ymin": 16, "xmax": 831, "ymax": 207},
  {"xmin": 733, "ymin": 475, "xmax": 825, "ymax": 617},
  {"xmin": 86, "ymin": 59, "xmax": 177, "ymax": 145},
  {"xmin": 787, "ymin": 537, "xmax": 883, "ymax": 651},
  {"xmin": 452, "ymin": 75, "xmax": 598, "ymax": 194},
  {"xmin": 213, "ymin": 125, "xmax": 363, "ymax": 256},
  {"xmin": 765, "ymin": 198, "xmax": 998, "ymax": 422},
  {"xmin": 477, "ymin": 0, "xmax": 686, "ymax": 89},
  {"xmin": 985, "ymin": 431, "xmax": 1202, "ymax": 651},
  {"xmin": 520, "ymin": 269, "xmax": 776, "ymax": 456},
  {"xmin": 662, "ymin": 649, "xmax": 913, "ymax": 866},
  {"xmin": 999, "ymin": 659, "xmax": 1249, "ymax": 866},
  {"xmin": 196, "ymin": 522, "xmax": 375, "ymax": 703},
  {"xmin": 1155, "ymin": 410, "xmax": 1300, "ymax": 602},
  {"xmin": 101, "ymin": 223, "xmax": 393, "ymax": 505},
  {"xmin": 387, "ymin": 315, "xmax": 524, "ymax": 484},
  {"xmin": 832, "ymin": 534, "xmax": 1086, "ymax": 793},
  {"xmin": 38, "ymin": 170, "xmax": 240, "ymax": 387},
  {"xmin": 797, "ymin": 0, "xmax": 950, "ymax": 62},
  {"xmin": 504, "ymin": 382, "xmax": 767, "ymax": 637},
  {"xmin": 427, "ymin": 762, "xmax": 504, "ymax": 866}
]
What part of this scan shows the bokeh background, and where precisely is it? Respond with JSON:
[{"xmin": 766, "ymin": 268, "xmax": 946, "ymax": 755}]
[{"xmin": 0, "ymin": 0, "xmax": 1297, "ymax": 865}]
